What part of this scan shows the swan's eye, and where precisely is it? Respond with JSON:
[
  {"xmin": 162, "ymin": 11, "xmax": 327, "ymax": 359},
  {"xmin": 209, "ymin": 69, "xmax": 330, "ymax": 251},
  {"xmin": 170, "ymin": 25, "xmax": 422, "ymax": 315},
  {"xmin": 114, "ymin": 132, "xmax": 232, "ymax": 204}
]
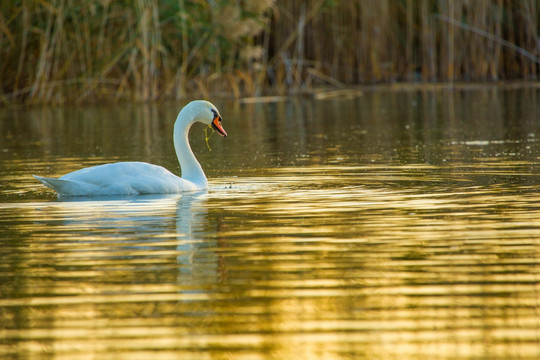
[{"xmin": 211, "ymin": 109, "xmax": 219, "ymax": 119}]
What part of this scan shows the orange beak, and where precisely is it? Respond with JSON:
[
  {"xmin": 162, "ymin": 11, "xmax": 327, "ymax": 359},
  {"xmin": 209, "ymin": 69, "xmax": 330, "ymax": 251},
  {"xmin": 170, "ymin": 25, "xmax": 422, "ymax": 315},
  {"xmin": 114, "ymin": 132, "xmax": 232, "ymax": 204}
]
[{"xmin": 211, "ymin": 116, "xmax": 228, "ymax": 138}]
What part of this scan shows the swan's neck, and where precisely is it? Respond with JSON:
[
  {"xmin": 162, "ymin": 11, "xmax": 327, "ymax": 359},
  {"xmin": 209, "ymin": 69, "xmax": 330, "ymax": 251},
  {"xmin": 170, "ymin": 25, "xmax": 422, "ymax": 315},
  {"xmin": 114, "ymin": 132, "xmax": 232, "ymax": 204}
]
[{"xmin": 174, "ymin": 116, "xmax": 207, "ymax": 188}]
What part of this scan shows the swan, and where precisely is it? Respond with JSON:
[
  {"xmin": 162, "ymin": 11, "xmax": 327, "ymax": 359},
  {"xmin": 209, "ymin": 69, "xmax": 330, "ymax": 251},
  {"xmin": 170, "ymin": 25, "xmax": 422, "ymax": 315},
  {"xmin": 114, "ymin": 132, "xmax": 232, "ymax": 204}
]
[{"xmin": 34, "ymin": 100, "xmax": 227, "ymax": 197}]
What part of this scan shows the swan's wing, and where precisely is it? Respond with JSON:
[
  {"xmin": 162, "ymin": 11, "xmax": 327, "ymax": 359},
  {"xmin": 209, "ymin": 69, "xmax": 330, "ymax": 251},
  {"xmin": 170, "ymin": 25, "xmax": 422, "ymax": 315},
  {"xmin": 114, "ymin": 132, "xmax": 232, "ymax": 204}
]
[{"xmin": 59, "ymin": 162, "xmax": 163, "ymax": 185}]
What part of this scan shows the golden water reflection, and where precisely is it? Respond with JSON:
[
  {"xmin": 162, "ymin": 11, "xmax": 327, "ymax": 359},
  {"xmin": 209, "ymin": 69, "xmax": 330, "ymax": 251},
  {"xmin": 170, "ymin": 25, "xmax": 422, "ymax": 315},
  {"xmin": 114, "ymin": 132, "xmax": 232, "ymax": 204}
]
[
  {"xmin": 2, "ymin": 89, "xmax": 540, "ymax": 359},
  {"xmin": 2, "ymin": 165, "xmax": 540, "ymax": 360}
]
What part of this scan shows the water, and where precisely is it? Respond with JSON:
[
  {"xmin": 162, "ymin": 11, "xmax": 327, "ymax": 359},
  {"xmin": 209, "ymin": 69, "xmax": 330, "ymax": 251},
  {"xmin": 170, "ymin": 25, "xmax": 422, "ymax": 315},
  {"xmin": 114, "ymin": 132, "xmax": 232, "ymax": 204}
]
[{"xmin": 1, "ymin": 86, "xmax": 540, "ymax": 359}]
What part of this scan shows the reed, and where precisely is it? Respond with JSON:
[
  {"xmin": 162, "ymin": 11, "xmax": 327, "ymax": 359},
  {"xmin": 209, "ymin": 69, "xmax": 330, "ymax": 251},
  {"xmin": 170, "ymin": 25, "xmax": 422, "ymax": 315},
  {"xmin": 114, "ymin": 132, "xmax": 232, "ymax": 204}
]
[
  {"xmin": 269, "ymin": 0, "xmax": 540, "ymax": 85},
  {"xmin": 0, "ymin": 0, "xmax": 539, "ymax": 104}
]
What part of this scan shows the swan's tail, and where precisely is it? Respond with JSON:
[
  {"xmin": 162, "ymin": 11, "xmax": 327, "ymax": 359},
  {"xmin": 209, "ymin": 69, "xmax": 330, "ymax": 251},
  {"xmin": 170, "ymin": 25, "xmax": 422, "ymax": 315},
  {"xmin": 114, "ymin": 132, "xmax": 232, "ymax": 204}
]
[
  {"xmin": 33, "ymin": 175, "xmax": 89, "ymax": 196},
  {"xmin": 34, "ymin": 175, "xmax": 57, "ymax": 189}
]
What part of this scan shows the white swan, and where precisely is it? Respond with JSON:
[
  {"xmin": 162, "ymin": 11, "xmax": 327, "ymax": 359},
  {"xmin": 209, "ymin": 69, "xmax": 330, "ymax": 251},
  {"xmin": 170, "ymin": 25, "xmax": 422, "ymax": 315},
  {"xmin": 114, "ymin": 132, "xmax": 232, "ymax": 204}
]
[{"xmin": 34, "ymin": 100, "xmax": 227, "ymax": 197}]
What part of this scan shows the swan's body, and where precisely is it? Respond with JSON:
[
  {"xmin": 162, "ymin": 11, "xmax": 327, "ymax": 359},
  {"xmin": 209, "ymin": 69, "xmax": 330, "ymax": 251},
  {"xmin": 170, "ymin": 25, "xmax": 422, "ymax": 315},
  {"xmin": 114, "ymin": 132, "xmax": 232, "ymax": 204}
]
[{"xmin": 34, "ymin": 100, "xmax": 227, "ymax": 197}]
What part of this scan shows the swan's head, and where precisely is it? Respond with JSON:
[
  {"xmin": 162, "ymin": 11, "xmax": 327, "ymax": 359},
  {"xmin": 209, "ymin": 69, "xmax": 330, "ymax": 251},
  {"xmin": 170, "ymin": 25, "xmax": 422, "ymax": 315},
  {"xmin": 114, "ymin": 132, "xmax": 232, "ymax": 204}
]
[{"xmin": 186, "ymin": 100, "xmax": 228, "ymax": 138}]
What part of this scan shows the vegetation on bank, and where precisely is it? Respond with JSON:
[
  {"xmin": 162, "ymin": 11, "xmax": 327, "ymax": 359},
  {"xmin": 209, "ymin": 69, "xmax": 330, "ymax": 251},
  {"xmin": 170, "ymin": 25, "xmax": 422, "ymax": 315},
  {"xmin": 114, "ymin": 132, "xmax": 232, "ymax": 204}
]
[{"xmin": 1, "ymin": 0, "xmax": 539, "ymax": 104}]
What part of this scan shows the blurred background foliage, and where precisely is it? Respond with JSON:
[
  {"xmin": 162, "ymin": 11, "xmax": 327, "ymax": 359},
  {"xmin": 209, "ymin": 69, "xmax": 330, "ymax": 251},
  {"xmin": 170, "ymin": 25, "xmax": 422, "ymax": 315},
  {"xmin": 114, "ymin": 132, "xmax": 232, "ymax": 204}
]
[{"xmin": 0, "ymin": 0, "xmax": 539, "ymax": 103}]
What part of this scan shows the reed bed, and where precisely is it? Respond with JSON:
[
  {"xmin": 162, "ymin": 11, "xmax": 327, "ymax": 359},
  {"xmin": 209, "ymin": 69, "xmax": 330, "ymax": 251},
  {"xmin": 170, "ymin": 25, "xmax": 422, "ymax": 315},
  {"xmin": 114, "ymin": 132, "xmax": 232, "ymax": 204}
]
[{"xmin": 0, "ymin": 0, "xmax": 539, "ymax": 104}]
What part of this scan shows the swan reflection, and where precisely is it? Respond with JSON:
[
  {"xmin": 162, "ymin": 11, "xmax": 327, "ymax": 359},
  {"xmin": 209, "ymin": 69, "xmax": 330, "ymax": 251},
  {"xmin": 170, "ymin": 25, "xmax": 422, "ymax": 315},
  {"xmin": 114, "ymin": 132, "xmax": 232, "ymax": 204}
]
[
  {"xmin": 31, "ymin": 192, "xmax": 216, "ymax": 285},
  {"xmin": 174, "ymin": 192, "xmax": 220, "ymax": 286}
]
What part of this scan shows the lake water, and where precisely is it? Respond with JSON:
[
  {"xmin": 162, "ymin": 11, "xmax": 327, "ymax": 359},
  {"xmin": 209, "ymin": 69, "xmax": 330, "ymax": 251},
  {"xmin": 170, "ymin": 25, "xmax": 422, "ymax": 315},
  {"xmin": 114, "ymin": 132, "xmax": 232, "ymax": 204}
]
[{"xmin": 1, "ymin": 85, "xmax": 540, "ymax": 359}]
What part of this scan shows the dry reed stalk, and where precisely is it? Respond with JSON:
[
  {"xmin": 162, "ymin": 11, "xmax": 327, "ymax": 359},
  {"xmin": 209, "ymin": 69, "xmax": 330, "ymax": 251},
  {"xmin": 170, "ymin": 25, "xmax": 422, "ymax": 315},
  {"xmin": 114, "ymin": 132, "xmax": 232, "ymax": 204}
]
[
  {"xmin": 13, "ymin": 2, "xmax": 29, "ymax": 93},
  {"xmin": 521, "ymin": 0, "xmax": 539, "ymax": 78},
  {"xmin": 176, "ymin": 0, "xmax": 190, "ymax": 99},
  {"xmin": 420, "ymin": 0, "xmax": 436, "ymax": 80},
  {"xmin": 440, "ymin": 0, "xmax": 457, "ymax": 82},
  {"xmin": 405, "ymin": 0, "xmax": 414, "ymax": 80},
  {"xmin": 135, "ymin": 0, "xmax": 161, "ymax": 101}
]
